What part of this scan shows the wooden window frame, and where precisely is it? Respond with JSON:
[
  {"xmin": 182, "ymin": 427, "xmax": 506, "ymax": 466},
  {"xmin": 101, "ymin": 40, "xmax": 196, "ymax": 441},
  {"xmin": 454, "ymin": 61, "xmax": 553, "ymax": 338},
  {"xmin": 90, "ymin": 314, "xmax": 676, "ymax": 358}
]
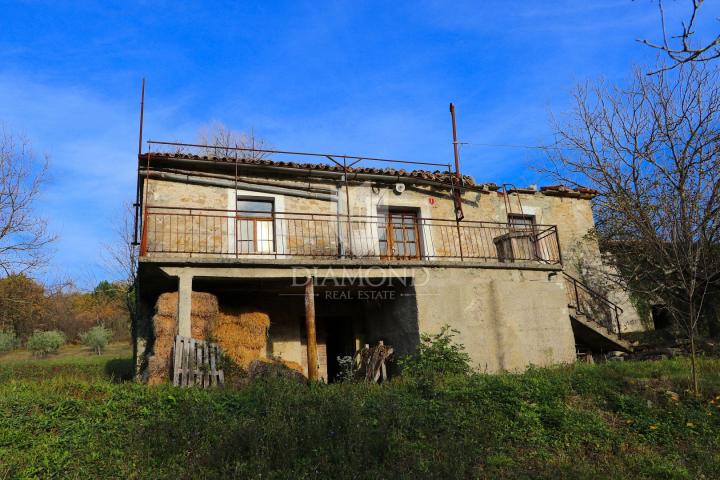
[
  {"xmin": 507, "ymin": 213, "xmax": 540, "ymax": 259},
  {"xmin": 378, "ymin": 208, "xmax": 422, "ymax": 260},
  {"xmin": 236, "ymin": 198, "xmax": 275, "ymax": 254}
]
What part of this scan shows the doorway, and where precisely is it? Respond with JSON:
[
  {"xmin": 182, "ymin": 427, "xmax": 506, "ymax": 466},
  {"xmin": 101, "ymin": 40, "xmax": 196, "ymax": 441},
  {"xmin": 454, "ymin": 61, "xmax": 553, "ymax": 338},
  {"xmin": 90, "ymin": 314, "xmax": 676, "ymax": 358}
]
[{"xmin": 324, "ymin": 316, "xmax": 355, "ymax": 383}]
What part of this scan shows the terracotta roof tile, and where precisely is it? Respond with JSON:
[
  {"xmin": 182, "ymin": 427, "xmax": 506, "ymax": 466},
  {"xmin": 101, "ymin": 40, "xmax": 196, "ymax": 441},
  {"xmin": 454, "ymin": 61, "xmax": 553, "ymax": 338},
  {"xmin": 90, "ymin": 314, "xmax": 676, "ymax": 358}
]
[
  {"xmin": 144, "ymin": 152, "xmax": 598, "ymax": 198},
  {"xmin": 147, "ymin": 151, "xmax": 478, "ymax": 186}
]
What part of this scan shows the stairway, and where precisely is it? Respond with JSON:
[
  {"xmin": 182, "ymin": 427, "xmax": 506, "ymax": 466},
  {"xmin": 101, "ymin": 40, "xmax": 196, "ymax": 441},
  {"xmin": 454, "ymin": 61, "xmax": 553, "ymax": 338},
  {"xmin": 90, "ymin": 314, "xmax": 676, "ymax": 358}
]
[{"xmin": 563, "ymin": 273, "xmax": 633, "ymax": 353}]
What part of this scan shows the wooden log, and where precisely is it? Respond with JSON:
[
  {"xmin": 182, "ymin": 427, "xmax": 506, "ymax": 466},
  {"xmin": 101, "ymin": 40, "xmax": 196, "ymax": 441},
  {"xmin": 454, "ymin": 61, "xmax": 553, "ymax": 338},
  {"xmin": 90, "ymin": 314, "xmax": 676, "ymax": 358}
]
[{"xmin": 304, "ymin": 277, "xmax": 318, "ymax": 381}]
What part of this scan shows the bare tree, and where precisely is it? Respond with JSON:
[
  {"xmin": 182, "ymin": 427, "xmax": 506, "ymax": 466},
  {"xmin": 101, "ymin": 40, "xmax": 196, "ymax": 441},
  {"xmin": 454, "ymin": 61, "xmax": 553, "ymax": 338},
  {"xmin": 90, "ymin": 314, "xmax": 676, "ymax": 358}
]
[
  {"xmin": 197, "ymin": 122, "xmax": 269, "ymax": 160},
  {"xmin": 104, "ymin": 202, "xmax": 138, "ymax": 320},
  {"xmin": 546, "ymin": 64, "xmax": 720, "ymax": 393},
  {"xmin": 640, "ymin": 0, "xmax": 720, "ymax": 72},
  {"xmin": 0, "ymin": 126, "xmax": 55, "ymax": 274}
]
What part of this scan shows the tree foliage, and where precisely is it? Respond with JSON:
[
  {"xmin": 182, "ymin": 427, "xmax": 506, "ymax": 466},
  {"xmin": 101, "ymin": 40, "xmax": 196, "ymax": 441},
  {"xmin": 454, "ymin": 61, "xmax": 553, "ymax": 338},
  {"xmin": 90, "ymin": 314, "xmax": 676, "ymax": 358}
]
[
  {"xmin": 26, "ymin": 330, "xmax": 65, "ymax": 356},
  {"xmin": 547, "ymin": 63, "xmax": 720, "ymax": 391},
  {"xmin": 0, "ymin": 275, "xmax": 130, "ymax": 343},
  {"xmin": 399, "ymin": 325, "xmax": 471, "ymax": 380},
  {"xmin": 80, "ymin": 325, "xmax": 113, "ymax": 355},
  {"xmin": 0, "ymin": 330, "xmax": 16, "ymax": 352}
]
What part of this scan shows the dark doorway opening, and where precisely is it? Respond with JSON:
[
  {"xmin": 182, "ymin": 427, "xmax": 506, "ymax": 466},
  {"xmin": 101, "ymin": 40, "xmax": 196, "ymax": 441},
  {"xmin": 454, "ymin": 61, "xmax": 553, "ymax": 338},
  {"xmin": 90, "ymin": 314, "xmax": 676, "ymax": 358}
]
[
  {"xmin": 324, "ymin": 316, "xmax": 355, "ymax": 383},
  {"xmin": 652, "ymin": 304, "xmax": 673, "ymax": 330}
]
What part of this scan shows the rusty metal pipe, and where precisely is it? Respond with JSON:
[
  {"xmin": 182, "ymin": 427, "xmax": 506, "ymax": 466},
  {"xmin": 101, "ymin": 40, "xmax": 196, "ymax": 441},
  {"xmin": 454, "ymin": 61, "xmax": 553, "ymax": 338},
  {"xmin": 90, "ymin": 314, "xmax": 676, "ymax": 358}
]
[
  {"xmin": 140, "ymin": 170, "xmax": 337, "ymax": 202},
  {"xmin": 151, "ymin": 166, "xmax": 337, "ymax": 195}
]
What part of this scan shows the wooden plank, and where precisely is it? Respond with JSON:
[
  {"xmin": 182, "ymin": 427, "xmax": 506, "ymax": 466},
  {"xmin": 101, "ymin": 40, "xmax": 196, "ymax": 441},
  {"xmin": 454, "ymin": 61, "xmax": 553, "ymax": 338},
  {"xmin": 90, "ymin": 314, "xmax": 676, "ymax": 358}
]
[
  {"xmin": 202, "ymin": 342, "xmax": 210, "ymax": 388},
  {"xmin": 215, "ymin": 344, "xmax": 224, "ymax": 386},
  {"xmin": 193, "ymin": 338, "xmax": 200, "ymax": 386},
  {"xmin": 183, "ymin": 338, "xmax": 191, "ymax": 387},
  {"xmin": 170, "ymin": 335, "xmax": 225, "ymax": 389},
  {"xmin": 209, "ymin": 343, "xmax": 217, "ymax": 387},
  {"xmin": 172, "ymin": 336, "xmax": 182, "ymax": 386}
]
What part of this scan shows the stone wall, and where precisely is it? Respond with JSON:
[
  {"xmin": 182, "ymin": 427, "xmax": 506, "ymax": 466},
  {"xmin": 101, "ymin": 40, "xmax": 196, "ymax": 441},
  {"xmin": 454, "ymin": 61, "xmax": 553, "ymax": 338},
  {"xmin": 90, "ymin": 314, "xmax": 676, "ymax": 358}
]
[{"xmin": 142, "ymin": 173, "xmax": 645, "ymax": 334}]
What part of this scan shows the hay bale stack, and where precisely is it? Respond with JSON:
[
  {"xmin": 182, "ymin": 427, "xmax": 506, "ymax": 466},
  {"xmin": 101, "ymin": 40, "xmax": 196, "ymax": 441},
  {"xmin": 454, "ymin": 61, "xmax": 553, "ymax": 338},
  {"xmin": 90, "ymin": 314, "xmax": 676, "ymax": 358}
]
[
  {"xmin": 212, "ymin": 309, "xmax": 270, "ymax": 368},
  {"xmin": 145, "ymin": 291, "xmax": 219, "ymax": 384}
]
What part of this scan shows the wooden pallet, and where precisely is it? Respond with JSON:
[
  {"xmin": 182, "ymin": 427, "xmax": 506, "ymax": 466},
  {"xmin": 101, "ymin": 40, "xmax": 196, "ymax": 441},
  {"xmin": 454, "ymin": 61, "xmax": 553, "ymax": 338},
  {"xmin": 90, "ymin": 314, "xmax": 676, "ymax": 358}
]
[{"xmin": 172, "ymin": 335, "xmax": 224, "ymax": 387}]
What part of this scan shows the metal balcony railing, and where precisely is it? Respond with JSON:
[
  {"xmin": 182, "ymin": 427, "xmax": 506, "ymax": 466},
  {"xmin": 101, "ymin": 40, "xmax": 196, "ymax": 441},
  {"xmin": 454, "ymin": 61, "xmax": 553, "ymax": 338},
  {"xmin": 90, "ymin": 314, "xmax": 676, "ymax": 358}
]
[
  {"xmin": 563, "ymin": 272, "xmax": 623, "ymax": 338},
  {"xmin": 139, "ymin": 206, "xmax": 562, "ymax": 265}
]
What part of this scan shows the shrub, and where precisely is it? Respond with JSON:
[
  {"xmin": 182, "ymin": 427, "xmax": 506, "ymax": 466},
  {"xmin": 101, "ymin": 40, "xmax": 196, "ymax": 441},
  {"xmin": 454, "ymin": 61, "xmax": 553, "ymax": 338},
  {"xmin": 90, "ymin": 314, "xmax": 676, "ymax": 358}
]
[
  {"xmin": 335, "ymin": 355, "xmax": 355, "ymax": 382},
  {"xmin": 0, "ymin": 330, "xmax": 16, "ymax": 353},
  {"xmin": 26, "ymin": 330, "xmax": 66, "ymax": 356},
  {"xmin": 399, "ymin": 324, "xmax": 471, "ymax": 380},
  {"xmin": 80, "ymin": 325, "xmax": 113, "ymax": 355}
]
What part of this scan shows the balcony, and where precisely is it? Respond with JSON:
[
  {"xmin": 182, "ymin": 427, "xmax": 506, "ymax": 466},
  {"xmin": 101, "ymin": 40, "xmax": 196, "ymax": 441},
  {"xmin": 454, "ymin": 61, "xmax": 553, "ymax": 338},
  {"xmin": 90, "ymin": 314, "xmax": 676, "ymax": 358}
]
[{"xmin": 139, "ymin": 206, "xmax": 562, "ymax": 265}]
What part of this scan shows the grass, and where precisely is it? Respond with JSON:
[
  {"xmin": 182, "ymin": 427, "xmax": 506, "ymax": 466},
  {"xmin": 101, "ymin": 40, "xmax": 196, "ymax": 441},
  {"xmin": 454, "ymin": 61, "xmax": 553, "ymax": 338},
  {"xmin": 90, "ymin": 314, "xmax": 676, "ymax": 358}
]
[
  {"xmin": 0, "ymin": 341, "xmax": 131, "ymax": 362},
  {"xmin": 0, "ymin": 350, "xmax": 719, "ymax": 479}
]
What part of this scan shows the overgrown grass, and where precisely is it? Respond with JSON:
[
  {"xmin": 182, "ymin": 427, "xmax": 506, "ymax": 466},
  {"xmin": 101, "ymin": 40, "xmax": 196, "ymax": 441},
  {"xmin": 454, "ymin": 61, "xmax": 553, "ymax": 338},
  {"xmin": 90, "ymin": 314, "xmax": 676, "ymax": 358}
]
[{"xmin": 0, "ymin": 355, "xmax": 719, "ymax": 479}]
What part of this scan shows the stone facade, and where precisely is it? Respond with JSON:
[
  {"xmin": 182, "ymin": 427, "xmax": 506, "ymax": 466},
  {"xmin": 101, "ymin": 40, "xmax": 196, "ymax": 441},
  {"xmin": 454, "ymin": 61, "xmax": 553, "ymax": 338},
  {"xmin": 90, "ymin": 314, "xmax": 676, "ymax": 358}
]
[{"xmin": 136, "ymin": 161, "xmax": 643, "ymax": 380}]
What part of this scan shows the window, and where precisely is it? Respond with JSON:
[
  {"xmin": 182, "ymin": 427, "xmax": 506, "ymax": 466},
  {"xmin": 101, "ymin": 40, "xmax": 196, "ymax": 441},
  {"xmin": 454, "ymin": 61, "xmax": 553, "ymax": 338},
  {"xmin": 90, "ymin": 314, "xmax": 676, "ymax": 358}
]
[
  {"xmin": 506, "ymin": 213, "xmax": 540, "ymax": 260},
  {"xmin": 236, "ymin": 199, "xmax": 274, "ymax": 253},
  {"xmin": 508, "ymin": 213, "xmax": 536, "ymax": 229},
  {"xmin": 378, "ymin": 209, "xmax": 421, "ymax": 259}
]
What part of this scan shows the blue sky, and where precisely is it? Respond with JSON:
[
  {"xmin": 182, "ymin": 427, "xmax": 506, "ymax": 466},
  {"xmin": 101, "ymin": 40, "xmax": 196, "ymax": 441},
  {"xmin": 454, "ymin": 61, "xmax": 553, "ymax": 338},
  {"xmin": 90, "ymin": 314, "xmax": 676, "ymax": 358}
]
[{"xmin": 1, "ymin": 0, "xmax": 718, "ymax": 288}]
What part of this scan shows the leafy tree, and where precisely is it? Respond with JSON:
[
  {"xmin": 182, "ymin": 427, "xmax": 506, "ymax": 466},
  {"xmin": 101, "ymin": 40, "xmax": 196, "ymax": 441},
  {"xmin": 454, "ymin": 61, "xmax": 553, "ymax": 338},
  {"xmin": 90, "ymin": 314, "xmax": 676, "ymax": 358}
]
[
  {"xmin": 0, "ymin": 330, "xmax": 16, "ymax": 352},
  {"xmin": 26, "ymin": 330, "xmax": 65, "ymax": 356},
  {"xmin": 80, "ymin": 325, "xmax": 113, "ymax": 355},
  {"xmin": 0, "ymin": 274, "xmax": 48, "ymax": 340}
]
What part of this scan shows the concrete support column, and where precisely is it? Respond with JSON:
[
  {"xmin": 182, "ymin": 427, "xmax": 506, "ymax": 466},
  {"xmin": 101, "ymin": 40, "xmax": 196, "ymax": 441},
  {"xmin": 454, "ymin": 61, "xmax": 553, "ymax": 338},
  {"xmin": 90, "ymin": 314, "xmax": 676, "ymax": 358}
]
[{"xmin": 177, "ymin": 272, "xmax": 193, "ymax": 338}]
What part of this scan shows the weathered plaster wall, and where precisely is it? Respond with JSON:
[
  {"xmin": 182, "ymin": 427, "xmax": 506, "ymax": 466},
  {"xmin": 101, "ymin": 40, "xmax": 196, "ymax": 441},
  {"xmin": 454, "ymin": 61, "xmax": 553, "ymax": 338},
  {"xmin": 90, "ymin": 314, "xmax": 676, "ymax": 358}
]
[
  {"xmin": 414, "ymin": 268, "xmax": 576, "ymax": 372},
  {"xmin": 151, "ymin": 264, "xmax": 574, "ymax": 375}
]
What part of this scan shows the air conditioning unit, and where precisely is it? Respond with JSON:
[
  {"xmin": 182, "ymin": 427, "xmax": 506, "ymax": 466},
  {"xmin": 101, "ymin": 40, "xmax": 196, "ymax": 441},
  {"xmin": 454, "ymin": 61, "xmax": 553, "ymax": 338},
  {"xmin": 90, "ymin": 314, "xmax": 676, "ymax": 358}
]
[{"xmin": 394, "ymin": 183, "xmax": 406, "ymax": 194}]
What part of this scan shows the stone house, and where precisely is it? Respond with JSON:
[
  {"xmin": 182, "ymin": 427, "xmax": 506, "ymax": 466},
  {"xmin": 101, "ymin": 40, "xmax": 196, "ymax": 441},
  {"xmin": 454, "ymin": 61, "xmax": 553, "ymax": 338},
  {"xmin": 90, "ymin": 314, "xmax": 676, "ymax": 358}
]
[{"xmin": 134, "ymin": 144, "xmax": 642, "ymax": 382}]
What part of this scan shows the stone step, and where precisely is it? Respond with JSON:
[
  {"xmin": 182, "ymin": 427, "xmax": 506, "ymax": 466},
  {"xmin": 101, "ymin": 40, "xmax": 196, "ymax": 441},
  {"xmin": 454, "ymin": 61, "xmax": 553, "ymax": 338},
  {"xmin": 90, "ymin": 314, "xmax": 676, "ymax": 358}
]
[{"xmin": 570, "ymin": 313, "xmax": 633, "ymax": 353}]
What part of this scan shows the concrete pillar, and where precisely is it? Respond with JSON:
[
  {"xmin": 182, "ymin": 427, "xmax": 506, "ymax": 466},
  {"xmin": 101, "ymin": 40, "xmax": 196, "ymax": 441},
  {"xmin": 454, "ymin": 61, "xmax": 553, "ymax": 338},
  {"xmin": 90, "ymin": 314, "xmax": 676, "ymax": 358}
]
[{"xmin": 177, "ymin": 272, "xmax": 193, "ymax": 338}]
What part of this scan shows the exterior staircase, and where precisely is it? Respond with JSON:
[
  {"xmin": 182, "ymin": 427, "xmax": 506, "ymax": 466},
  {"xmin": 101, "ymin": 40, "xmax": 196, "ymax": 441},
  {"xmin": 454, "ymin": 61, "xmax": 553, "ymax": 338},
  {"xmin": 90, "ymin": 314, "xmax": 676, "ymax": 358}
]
[{"xmin": 563, "ymin": 273, "xmax": 633, "ymax": 353}]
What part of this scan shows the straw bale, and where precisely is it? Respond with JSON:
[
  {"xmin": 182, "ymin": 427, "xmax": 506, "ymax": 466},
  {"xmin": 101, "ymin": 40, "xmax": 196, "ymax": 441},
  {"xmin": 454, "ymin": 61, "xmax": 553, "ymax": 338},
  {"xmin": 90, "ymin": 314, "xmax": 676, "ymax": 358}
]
[
  {"xmin": 221, "ymin": 345, "xmax": 264, "ymax": 368},
  {"xmin": 191, "ymin": 315, "xmax": 213, "ymax": 340},
  {"xmin": 153, "ymin": 314, "xmax": 176, "ymax": 337},
  {"xmin": 213, "ymin": 310, "xmax": 269, "ymax": 350},
  {"xmin": 154, "ymin": 291, "xmax": 219, "ymax": 318},
  {"xmin": 155, "ymin": 292, "xmax": 178, "ymax": 316},
  {"xmin": 145, "ymin": 291, "xmax": 220, "ymax": 384},
  {"xmin": 219, "ymin": 309, "xmax": 269, "ymax": 332},
  {"xmin": 214, "ymin": 317, "xmax": 265, "ymax": 351},
  {"xmin": 190, "ymin": 292, "xmax": 219, "ymax": 318},
  {"xmin": 146, "ymin": 354, "xmax": 170, "ymax": 385},
  {"xmin": 152, "ymin": 337, "xmax": 175, "ymax": 355}
]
